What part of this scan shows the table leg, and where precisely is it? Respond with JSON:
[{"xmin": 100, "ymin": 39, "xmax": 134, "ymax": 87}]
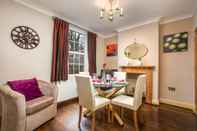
[
  {"xmin": 114, "ymin": 112, "xmax": 124, "ymax": 126},
  {"xmin": 109, "ymin": 104, "xmax": 124, "ymax": 126},
  {"xmin": 107, "ymin": 105, "xmax": 111, "ymax": 123},
  {"xmin": 120, "ymin": 107, "xmax": 124, "ymax": 118}
]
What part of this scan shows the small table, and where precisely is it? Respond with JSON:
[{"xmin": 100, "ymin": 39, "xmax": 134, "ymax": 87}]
[{"xmin": 94, "ymin": 82, "xmax": 128, "ymax": 126}]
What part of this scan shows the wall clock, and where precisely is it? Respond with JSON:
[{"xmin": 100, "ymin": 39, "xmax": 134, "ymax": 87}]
[{"xmin": 11, "ymin": 26, "xmax": 40, "ymax": 49}]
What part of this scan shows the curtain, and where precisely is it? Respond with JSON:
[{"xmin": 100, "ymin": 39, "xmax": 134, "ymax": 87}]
[
  {"xmin": 88, "ymin": 32, "xmax": 97, "ymax": 75},
  {"xmin": 51, "ymin": 17, "xmax": 69, "ymax": 82}
]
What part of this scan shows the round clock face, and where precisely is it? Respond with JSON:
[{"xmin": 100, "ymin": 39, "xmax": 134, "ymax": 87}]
[{"xmin": 11, "ymin": 26, "xmax": 40, "ymax": 49}]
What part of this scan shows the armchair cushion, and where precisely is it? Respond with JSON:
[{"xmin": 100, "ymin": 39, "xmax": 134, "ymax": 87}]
[
  {"xmin": 26, "ymin": 96, "xmax": 54, "ymax": 115},
  {"xmin": 8, "ymin": 78, "xmax": 43, "ymax": 101}
]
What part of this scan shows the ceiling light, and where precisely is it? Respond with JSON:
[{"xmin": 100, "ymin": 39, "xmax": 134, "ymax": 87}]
[{"xmin": 99, "ymin": 0, "xmax": 123, "ymax": 21}]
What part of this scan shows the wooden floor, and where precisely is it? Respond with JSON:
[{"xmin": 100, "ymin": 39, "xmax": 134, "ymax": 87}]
[{"xmin": 36, "ymin": 101, "xmax": 197, "ymax": 131}]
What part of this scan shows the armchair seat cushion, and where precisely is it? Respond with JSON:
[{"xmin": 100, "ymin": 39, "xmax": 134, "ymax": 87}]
[{"xmin": 26, "ymin": 96, "xmax": 54, "ymax": 115}]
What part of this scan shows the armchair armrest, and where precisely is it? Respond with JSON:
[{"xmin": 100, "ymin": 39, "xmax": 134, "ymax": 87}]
[
  {"xmin": 37, "ymin": 80, "xmax": 58, "ymax": 103},
  {"xmin": 0, "ymin": 84, "xmax": 26, "ymax": 131}
]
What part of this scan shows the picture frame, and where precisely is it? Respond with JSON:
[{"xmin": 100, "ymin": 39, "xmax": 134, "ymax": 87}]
[
  {"xmin": 163, "ymin": 32, "xmax": 188, "ymax": 53},
  {"xmin": 106, "ymin": 43, "xmax": 118, "ymax": 56}
]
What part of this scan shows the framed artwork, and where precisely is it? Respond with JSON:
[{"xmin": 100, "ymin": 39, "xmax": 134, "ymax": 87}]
[
  {"xmin": 163, "ymin": 32, "xmax": 188, "ymax": 53},
  {"xmin": 106, "ymin": 43, "xmax": 117, "ymax": 56}
]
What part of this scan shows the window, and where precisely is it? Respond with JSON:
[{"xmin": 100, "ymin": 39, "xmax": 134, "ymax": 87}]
[{"xmin": 68, "ymin": 29, "xmax": 87, "ymax": 74}]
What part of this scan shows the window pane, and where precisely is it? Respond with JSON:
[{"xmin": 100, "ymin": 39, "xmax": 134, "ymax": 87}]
[
  {"xmin": 79, "ymin": 42, "xmax": 85, "ymax": 53},
  {"xmin": 74, "ymin": 64, "xmax": 79, "ymax": 74},
  {"xmin": 74, "ymin": 42, "xmax": 79, "ymax": 52},
  {"xmin": 68, "ymin": 30, "xmax": 86, "ymax": 74},
  {"xmin": 69, "ymin": 64, "xmax": 74, "ymax": 74},
  {"xmin": 69, "ymin": 53, "xmax": 74, "ymax": 63},
  {"xmin": 79, "ymin": 35, "xmax": 85, "ymax": 42},
  {"xmin": 75, "ymin": 32, "xmax": 80, "ymax": 42},
  {"xmin": 71, "ymin": 30, "xmax": 75, "ymax": 41},
  {"xmin": 79, "ymin": 55, "xmax": 84, "ymax": 64},
  {"xmin": 80, "ymin": 65, "xmax": 84, "ymax": 72},
  {"xmin": 69, "ymin": 41, "xmax": 75, "ymax": 51},
  {"xmin": 74, "ymin": 54, "xmax": 79, "ymax": 64}
]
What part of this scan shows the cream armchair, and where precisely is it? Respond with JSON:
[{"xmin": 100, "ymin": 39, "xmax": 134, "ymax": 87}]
[{"xmin": 0, "ymin": 80, "xmax": 58, "ymax": 131}]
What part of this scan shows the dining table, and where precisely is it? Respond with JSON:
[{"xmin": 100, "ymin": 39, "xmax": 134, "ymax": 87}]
[
  {"xmin": 92, "ymin": 80, "xmax": 128, "ymax": 126},
  {"xmin": 93, "ymin": 81, "xmax": 128, "ymax": 98}
]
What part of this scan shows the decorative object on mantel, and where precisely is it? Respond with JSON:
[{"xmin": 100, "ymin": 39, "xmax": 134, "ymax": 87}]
[
  {"xmin": 124, "ymin": 39, "xmax": 148, "ymax": 66},
  {"xmin": 106, "ymin": 42, "xmax": 117, "ymax": 56},
  {"xmin": 99, "ymin": 0, "xmax": 123, "ymax": 21},
  {"xmin": 11, "ymin": 26, "xmax": 40, "ymax": 49},
  {"xmin": 163, "ymin": 32, "xmax": 188, "ymax": 53}
]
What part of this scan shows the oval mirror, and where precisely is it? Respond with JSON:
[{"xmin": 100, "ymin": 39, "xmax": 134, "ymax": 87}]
[{"xmin": 124, "ymin": 43, "xmax": 148, "ymax": 60}]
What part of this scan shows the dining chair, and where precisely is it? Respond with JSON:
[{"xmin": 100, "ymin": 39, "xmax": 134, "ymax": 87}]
[
  {"xmin": 125, "ymin": 74, "xmax": 138, "ymax": 96},
  {"xmin": 113, "ymin": 72, "xmax": 127, "ymax": 95},
  {"xmin": 75, "ymin": 75, "xmax": 110, "ymax": 131},
  {"xmin": 111, "ymin": 74, "xmax": 146, "ymax": 131},
  {"xmin": 113, "ymin": 72, "xmax": 127, "ymax": 81}
]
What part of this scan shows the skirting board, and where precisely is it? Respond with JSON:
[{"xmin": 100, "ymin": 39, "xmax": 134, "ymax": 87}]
[
  {"xmin": 160, "ymin": 98, "xmax": 195, "ymax": 111},
  {"xmin": 57, "ymin": 97, "xmax": 78, "ymax": 107},
  {"xmin": 152, "ymin": 99, "xmax": 160, "ymax": 105}
]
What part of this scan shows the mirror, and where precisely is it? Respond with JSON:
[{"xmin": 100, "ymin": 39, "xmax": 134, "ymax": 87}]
[{"xmin": 124, "ymin": 42, "xmax": 148, "ymax": 60}]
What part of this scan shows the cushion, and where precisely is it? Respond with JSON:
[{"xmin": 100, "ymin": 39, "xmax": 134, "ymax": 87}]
[
  {"xmin": 94, "ymin": 96, "xmax": 110, "ymax": 111},
  {"xmin": 111, "ymin": 95, "xmax": 134, "ymax": 110},
  {"xmin": 26, "ymin": 96, "xmax": 54, "ymax": 115},
  {"xmin": 8, "ymin": 78, "xmax": 43, "ymax": 101}
]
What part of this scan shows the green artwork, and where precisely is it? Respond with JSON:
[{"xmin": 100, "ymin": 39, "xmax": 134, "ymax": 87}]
[{"xmin": 163, "ymin": 32, "xmax": 188, "ymax": 53}]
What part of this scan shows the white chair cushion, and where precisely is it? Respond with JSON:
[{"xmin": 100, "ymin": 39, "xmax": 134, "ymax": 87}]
[
  {"xmin": 111, "ymin": 95, "xmax": 135, "ymax": 110},
  {"xmin": 94, "ymin": 96, "xmax": 110, "ymax": 111}
]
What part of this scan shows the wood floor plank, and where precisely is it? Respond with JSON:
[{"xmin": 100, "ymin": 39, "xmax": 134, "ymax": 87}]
[{"xmin": 36, "ymin": 102, "xmax": 197, "ymax": 131}]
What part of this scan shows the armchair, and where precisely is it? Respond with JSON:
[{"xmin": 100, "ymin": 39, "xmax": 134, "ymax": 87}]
[{"xmin": 0, "ymin": 80, "xmax": 58, "ymax": 131}]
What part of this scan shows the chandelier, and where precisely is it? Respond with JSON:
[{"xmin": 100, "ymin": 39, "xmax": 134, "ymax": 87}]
[{"xmin": 99, "ymin": 0, "xmax": 123, "ymax": 21}]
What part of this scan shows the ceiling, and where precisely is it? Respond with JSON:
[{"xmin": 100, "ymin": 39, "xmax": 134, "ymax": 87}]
[{"xmin": 18, "ymin": 0, "xmax": 197, "ymax": 37}]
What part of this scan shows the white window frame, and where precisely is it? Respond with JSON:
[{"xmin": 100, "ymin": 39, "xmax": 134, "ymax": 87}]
[{"xmin": 68, "ymin": 25, "xmax": 88, "ymax": 75}]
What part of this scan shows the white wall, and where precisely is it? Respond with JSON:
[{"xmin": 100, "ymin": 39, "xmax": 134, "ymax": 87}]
[
  {"xmin": 96, "ymin": 35, "xmax": 118, "ymax": 73},
  {"xmin": 160, "ymin": 18, "xmax": 195, "ymax": 107},
  {"xmin": 118, "ymin": 22, "xmax": 160, "ymax": 104},
  {"xmin": 0, "ymin": 0, "xmax": 93, "ymax": 102},
  {"xmin": 56, "ymin": 76, "xmax": 78, "ymax": 102},
  {"xmin": 0, "ymin": 0, "xmax": 53, "ymax": 82}
]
